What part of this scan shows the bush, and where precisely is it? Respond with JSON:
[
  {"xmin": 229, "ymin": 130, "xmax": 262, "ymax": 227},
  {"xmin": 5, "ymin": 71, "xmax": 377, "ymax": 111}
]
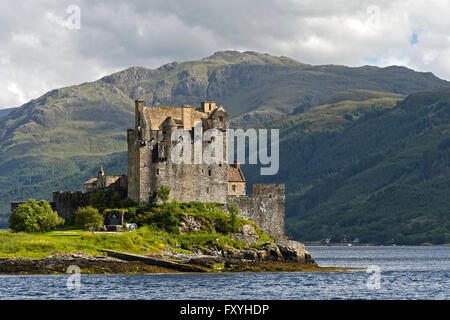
[
  {"xmin": 89, "ymin": 190, "xmax": 107, "ymax": 212},
  {"xmin": 156, "ymin": 185, "xmax": 170, "ymax": 204},
  {"xmin": 75, "ymin": 206, "xmax": 104, "ymax": 231},
  {"xmin": 119, "ymin": 198, "xmax": 137, "ymax": 208},
  {"xmin": 9, "ymin": 199, "xmax": 65, "ymax": 233},
  {"xmin": 228, "ymin": 203, "xmax": 239, "ymax": 233}
]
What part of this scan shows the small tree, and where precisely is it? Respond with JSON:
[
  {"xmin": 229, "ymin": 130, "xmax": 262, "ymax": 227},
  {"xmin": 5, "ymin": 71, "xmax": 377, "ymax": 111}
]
[
  {"xmin": 9, "ymin": 199, "xmax": 64, "ymax": 233},
  {"xmin": 89, "ymin": 189, "xmax": 107, "ymax": 212},
  {"xmin": 75, "ymin": 206, "xmax": 104, "ymax": 231},
  {"xmin": 156, "ymin": 185, "xmax": 170, "ymax": 204},
  {"xmin": 229, "ymin": 203, "xmax": 239, "ymax": 233},
  {"xmin": 111, "ymin": 192, "xmax": 121, "ymax": 208}
]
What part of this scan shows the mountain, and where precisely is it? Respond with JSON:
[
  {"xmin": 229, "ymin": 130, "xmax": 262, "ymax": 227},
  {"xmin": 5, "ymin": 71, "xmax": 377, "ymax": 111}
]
[
  {"xmin": 1, "ymin": 51, "xmax": 450, "ymax": 236},
  {"xmin": 0, "ymin": 108, "xmax": 16, "ymax": 119},
  {"xmin": 243, "ymin": 88, "xmax": 450, "ymax": 245}
]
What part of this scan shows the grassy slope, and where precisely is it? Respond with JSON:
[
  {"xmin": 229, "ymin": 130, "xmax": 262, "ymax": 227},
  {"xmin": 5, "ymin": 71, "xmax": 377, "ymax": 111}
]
[
  {"xmin": 243, "ymin": 89, "xmax": 450, "ymax": 245},
  {"xmin": 0, "ymin": 202, "xmax": 272, "ymax": 259}
]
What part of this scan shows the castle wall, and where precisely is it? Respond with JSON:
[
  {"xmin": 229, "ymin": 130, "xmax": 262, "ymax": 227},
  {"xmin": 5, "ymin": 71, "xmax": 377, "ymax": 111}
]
[
  {"xmin": 227, "ymin": 184, "xmax": 285, "ymax": 240},
  {"xmin": 132, "ymin": 128, "xmax": 229, "ymax": 204},
  {"xmin": 227, "ymin": 181, "xmax": 246, "ymax": 196},
  {"xmin": 52, "ymin": 191, "xmax": 90, "ymax": 221}
]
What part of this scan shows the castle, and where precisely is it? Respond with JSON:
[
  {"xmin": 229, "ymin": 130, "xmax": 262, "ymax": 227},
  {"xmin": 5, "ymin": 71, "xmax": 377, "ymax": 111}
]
[{"xmin": 12, "ymin": 100, "xmax": 285, "ymax": 239}]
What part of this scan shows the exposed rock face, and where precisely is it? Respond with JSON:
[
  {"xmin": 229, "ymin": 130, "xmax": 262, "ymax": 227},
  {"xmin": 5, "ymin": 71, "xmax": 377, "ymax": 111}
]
[
  {"xmin": 275, "ymin": 240, "xmax": 312, "ymax": 263},
  {"xmin": 165, "ymin": 240, "xmax": 316, "ymax": 266},
  {"xmin": 223, "ymin": 240, "xmax": 314, "ymax": 264},
  {"xmin": 179, "ymin": 215, "xmax": 202, "ymax": 234},
  {"xmin": 230, "ymin": 224, "xmax": 259, "ymax": 244},
  {"xmin": 0, "ymin": 252, "xmax": 173, "ymax": 274}
]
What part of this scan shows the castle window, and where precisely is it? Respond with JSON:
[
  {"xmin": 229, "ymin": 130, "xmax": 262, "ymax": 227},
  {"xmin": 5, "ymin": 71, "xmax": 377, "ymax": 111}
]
[
  {"xmin": 206, "ymin": 187, "xmax": 210, "ymax": 194},
  {"xmin": 208, "ymin": 170, "xmax": 212, "ymax": 176},
  {"xmin": 219, "ymin": 116, "xmax": 223, "ymax": 122},
  {"xmin": 156, "ymin": 169, "xmax": 160, "ymax": 175},
  {"xmin": 232, "ymin": 185, "xmax": 236, "ymax": 192}
]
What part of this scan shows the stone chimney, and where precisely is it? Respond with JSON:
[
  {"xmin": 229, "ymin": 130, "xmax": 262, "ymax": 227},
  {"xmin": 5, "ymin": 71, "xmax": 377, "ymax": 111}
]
[
  {"xmin": 201, "ymin": 101, "xmax": 216, "ymax": 113},
  {"xmin": 135, "ymin": 98, "xmax": 144, "ymax": 129}
]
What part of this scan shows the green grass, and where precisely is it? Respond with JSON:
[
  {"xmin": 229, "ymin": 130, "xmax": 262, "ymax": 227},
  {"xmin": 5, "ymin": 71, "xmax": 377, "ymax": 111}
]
[
  {"xmin": 0, "ymin": 201, "xmax": 274, "ymax": 259},
  {"xmin": 0, "ymin": 227, "xmax": 249, "ymax": 259}
]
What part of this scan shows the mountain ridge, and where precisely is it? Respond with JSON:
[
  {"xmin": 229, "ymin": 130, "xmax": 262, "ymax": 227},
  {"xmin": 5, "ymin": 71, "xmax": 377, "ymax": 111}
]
[{"xmin": 1, "ymin": 51, "xmax": 449, "ymax": 243}]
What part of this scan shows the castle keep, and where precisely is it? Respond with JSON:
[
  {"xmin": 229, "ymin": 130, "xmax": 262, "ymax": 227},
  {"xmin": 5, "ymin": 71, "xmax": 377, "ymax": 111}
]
[
  {"xmin": 12, "ymin": 100, "xmax": 286, "ymax": 239},
  {"xmin": 127, "ymin": 99, "xmax": 285, "ymax": 239}
]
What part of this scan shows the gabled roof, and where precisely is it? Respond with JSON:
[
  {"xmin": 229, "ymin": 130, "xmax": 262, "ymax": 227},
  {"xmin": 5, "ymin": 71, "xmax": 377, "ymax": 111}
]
[
  {"xmin": 228, "ymin": 166, "xmax": 245, "ymax": 182},
  {"xmin": 84, "ymin": 177, "xmax": 98, "ymax": 185}
]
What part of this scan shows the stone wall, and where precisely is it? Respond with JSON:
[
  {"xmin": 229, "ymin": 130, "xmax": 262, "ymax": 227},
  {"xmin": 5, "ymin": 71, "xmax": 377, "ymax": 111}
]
[
  {"xmin": 226, "ymin": 184, "xmax": 286, "ymax": 240},
  {"xmin": 52, "ymin": 191, "xmax": 90, "ymax": 221},
  {"xmin": 128, "ymin": 100, "xmax": 230, "ymax": 205}
]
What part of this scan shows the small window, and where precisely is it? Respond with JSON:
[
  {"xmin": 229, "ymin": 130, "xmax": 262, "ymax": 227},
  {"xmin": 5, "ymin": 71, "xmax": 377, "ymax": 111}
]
[
  {"xmin": 232, "ymin": 185, "xmax": 236, "ymax": 192},
  {"xmin": 206, "ymin": 187, "xmax": 210, "ymax": 194},
  {"xmin": 208, "ymin": 170, "xmax": 212, "ymax": 176},
  {"xmin": 156, "ymin": 169, "xmax": 160, "ymax": 175},
  {"xmin": 219, "ymin": 116, "xmax": 223, "ymax": 122}
]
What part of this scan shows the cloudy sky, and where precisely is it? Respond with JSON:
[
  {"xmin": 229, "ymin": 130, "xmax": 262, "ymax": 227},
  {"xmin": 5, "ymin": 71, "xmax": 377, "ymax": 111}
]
[{"xmin": 1, "ymin": 0, "xmax": 450, "ymax": 109}]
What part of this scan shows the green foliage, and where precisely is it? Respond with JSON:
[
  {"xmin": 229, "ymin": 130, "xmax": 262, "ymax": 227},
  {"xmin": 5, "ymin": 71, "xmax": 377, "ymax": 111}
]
[
  {"xmin": 89, "ymin": 190, "xmax": 107, "ymax": 212},
  {"xmin": 8, "ymin": 199, "xmax": 64, "ymax": 233},
  {"xmin": 111, "ymin": 192, "xmax": 121, "ymax": 208},
  {"xmin": 245, "ymin": 88, "xmax": 450, "ymax": 245},
  {"xmin": 119, "ymin": 197, "xmax": 137, "ymax": 208},
  {"xmin": 228, "ymin": 203, "xmax": 239, "ymax": 233},
  {"xmin": 126, "ymin": 201, "xmax": 250, "ymax": 236},
  {"xmin": 156, "ymin": 185, "xmax": 171, "ymax": 204},
  {"xmin": 75, "ymin": 206, "xmax": 104, "ymax": 231}
]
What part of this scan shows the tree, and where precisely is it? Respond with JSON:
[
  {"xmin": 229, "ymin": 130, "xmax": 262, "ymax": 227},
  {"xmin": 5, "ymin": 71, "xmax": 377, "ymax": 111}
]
[
  {"xmin": 9, "ymin": 199, "xmax": 65, "ymax": 233},
  {"xmin": 156, "ymin": 185, "xmax": 170, "ymax": 204},
  {"xmin": 75, "ymin": 206, "xmax": 104, "ymax": 231},
  {"xmin": 89, "ymin": 189, "xmax": 107, "ymax": 212},
  {"xmin": 111, "ymin": 192, "xmax": 121, "ymax": 208}
]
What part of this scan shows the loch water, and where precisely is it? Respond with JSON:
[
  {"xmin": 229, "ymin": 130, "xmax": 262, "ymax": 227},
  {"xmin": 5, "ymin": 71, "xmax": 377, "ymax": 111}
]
[{"xmin": 0, "ymin": 246, "xmax": 448, "ymax": 300}]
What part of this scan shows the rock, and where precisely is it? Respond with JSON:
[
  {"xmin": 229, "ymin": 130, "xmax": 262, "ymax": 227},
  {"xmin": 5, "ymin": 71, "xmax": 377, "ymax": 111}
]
[
  {"xmin": 275, "ymin": 240, "xmax": 315, "ymax": 264},
  {"xmin": 179, "ymin": 215, "xmax": 202, "ymax": 233},
  {"xmin": 241, "ymin": 224, "xmax": 257, "ymax": 236}
]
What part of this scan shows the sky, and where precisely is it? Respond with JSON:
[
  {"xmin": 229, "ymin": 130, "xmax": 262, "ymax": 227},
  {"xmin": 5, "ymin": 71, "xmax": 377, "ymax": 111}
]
[{"xmin": 1, "ymin": 0, "xmax": 450, "ymax": 109}]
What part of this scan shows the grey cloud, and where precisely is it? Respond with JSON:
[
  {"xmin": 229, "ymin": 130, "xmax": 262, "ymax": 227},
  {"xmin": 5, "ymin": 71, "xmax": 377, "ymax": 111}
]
[{"xmin": 1, "ymin": 0, "xmax": 450, "ymax": 109}]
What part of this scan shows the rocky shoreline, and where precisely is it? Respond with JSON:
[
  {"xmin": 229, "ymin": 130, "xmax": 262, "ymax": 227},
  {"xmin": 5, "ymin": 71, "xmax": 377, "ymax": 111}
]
[{"xmin": 0, "ymin": 240, "xmax": 348, "ymax": 274}]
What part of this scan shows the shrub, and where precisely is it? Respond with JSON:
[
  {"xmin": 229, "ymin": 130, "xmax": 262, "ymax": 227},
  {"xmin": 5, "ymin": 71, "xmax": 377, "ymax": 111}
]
[
  {"xmin": 75, "ymin": 206, "xmax": 104, "ymax": 231},
  {"xmin": 111, "ymin": 192, "xmax": 121, "ymax": 208},
  {"xmin": 9, "ymin": 199, "xmax": 65, "ymax": 233},
  {"xmin": 156, "ymin": 185, "xmax": 170, "ymax": 204},
  {"xmin": 89, "ymin": 189, "xmax": 107, "ymax": 212},
  {"xmin": 228, "ymin": 203, "xmax": 239, "ymax": 233},
  {"xmin": 119, "ymin": 198, "xmax": 137, "ymax": 208}
]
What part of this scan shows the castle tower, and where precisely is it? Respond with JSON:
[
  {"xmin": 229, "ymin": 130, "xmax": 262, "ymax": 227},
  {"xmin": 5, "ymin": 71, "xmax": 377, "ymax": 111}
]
[{"xmin": 127, "ymin": 99, "xmax": 230, "ymax": 205}]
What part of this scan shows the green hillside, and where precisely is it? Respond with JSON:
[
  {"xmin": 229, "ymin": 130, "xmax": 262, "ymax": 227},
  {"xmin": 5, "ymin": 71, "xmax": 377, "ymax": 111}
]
[
  {"xmin": 244, "ymin": 89, "xmax": 450, "ymax": 245},
  {"xmin": 1, "ymin": 51, "xmax": 450, "ymax": 238},
  {"xmin": 0, "ymin": 108, "xmax": 16, "ymax": 119}
]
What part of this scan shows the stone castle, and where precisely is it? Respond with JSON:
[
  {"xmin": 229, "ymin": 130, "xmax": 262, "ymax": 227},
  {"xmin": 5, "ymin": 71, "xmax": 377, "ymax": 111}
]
[{"xmin": 12, "ymin": 100, "xmax": 286, "ymax": 239}]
